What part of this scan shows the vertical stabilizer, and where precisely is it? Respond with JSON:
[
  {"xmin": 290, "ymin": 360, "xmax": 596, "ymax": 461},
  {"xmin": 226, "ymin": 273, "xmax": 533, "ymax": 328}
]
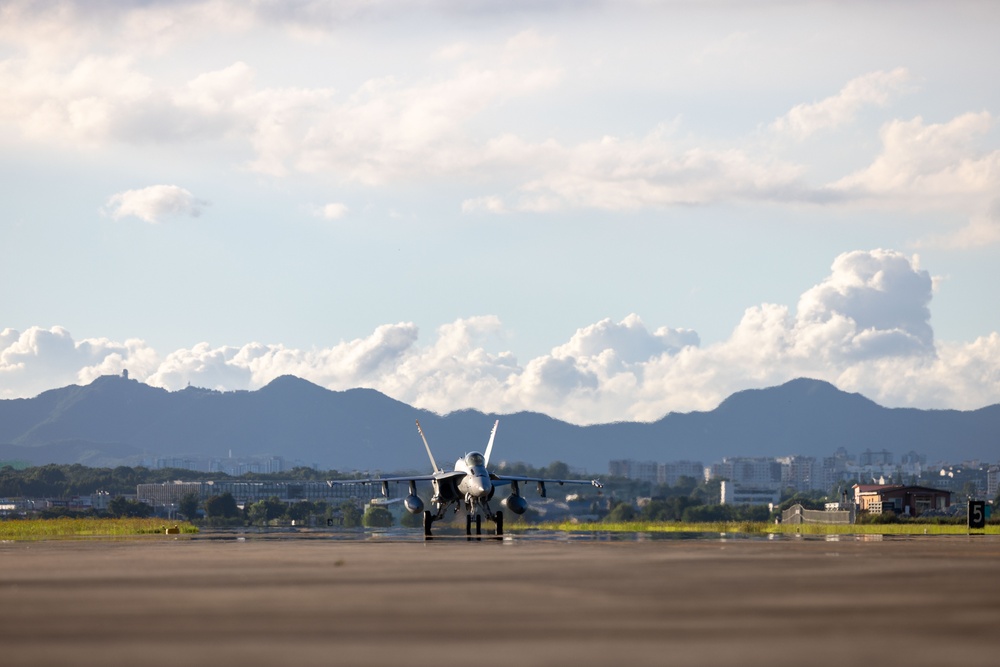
[
  {"xmin": 484, "ymin": 419, "xmax": 499, "ymax": 467},
  {"xmin": 415, "ymin": 420, "xmax": 442, "ymax": 473}
]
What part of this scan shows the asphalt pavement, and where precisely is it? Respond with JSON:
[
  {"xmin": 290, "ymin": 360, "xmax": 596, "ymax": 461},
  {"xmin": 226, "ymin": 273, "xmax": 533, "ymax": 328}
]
[{"xmin": 2, "ymin": 533, "xmax": 998, "ymax": 666}]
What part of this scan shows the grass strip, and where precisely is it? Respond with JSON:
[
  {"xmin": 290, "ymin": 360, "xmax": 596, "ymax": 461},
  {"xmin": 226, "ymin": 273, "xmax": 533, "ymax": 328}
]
[
  {"xmin": 534, "ymin": 521, "xmax": 1000, "ymax": 535},
  {"xmin": 0, "ymin": 518, "xmax": 199, "ymax": 540}
]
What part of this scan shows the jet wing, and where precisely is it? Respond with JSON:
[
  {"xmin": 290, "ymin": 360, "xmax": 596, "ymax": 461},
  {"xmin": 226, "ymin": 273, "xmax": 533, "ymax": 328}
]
[
  {"xmin": 490, "ymin": 474, "xmax": 603, "ymax": 489},
  {"xmin": 327, "ymin": 470, "xmax": 466, "ymax": 487},
  {"xmin": 327, "ymin": 475, "xmax": 432, "ymax": 487}
]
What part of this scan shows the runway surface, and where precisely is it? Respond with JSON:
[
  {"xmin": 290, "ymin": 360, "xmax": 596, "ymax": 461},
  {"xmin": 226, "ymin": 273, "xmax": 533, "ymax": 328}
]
[{"xmin": 2, "ymin": 532, "xmax": 999, "ymax": 666}]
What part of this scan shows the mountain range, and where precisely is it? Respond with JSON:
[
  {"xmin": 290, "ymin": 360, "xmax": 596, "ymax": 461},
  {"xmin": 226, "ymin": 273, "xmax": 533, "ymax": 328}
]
[{"xmin": 1, "ymin": 374, "xmax": 998, "ymax": 473}]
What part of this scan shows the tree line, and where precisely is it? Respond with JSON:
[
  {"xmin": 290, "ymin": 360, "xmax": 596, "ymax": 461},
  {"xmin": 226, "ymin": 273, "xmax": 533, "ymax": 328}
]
[
  {"xmin": 0, "ymin": 461, "xmax": 584, "ymax": 501},
  {"xmin": 179, "ymin": 492, "xmax": 398, "ymax": 528},
  {"xmin": 0, "ymin": 463, "xmax": 824, "ymax": 525},
  {"xmin": 8, "ymin": 462, "xmax": 968, "ymax": 526},
  {"xmin": 0, "ymin": 463, "xmax": 358, "ymax": 499}
]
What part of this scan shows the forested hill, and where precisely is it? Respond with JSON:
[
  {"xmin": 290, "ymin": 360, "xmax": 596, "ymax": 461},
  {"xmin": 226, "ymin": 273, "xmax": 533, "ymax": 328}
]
[{"xmin": 1, "ymin": 375, "xmax": 998, "ymax": 473}]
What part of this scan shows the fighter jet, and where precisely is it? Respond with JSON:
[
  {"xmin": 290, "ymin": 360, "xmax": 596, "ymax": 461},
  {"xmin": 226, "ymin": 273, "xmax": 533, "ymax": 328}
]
[{"xmin": 329, "ymin": 420, "xmax": 603, "ymax": 536}]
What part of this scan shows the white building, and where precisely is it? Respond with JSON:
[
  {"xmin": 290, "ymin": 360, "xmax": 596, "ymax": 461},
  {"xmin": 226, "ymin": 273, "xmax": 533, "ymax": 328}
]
[
  {"xmin": 987, "ymin": 466, "xmax": 999, "ymax": 498},
  {"xmin": 720, "ymin": 481, "xmax": 780, "ymax": 506}
]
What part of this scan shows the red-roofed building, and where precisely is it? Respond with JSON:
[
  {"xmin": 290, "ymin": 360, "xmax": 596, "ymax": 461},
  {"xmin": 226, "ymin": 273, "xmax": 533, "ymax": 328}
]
[{"xmin": 853, "ymin": 484, "xmax": 951, "ymax": 517}]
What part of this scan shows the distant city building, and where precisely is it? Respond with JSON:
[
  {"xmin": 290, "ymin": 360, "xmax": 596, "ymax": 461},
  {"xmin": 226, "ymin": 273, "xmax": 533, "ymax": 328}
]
[
  {"xmin": 720, "ymin": 481, "xmax": 780, "ymax": 506},
  {"xmin": 859, "ymin": 449, "xmax": 894, "ymax": 467},
  {"xmin": 820, "ymin": 454, "xmax": 850, "ymax": 491},
  {"xmin": 932, "ymin": 464, "xmax": 990, "ymax": 496},
  {"xmin": 709, "ymin": 457, "xmax": 782, "ymax": 489},
  {"xmin": 853, "ymin": 484, "xmax": 951, "ymax": 517},
  {"xmin": 900, "ymin": 450, "xmax": 926, "ymax": 466},
  {"xmin": 608, "ymin": 460, "xmax": 658, "ymax": 483},
  {"xmin": 155, "ymin": 457, "xmax": 198, "ymax": 470},
  {"xmin": 148, "ymin": 455, "xmax": 301, "ymax": 475},
  {"xmin": 658, "ymin": 461, "xmax": 704, "ymax": 486},
  {"xmin": 777, "ymin": 455, "xmax": 821, "ymax": 492},
  {"xmin": 608, "ymin": 460, "xmax": 628, "ymax": 477},
  {"xmin": 610, "ymin": 447, "xmax": 957, "ymax": 497},
  {"xmin": 609, "ymin": 460, "xmax": 704, "ymax": 486}
]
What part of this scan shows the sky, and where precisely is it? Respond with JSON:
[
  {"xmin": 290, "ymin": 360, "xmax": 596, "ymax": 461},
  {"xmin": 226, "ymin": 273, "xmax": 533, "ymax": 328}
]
[{"xmin": 2, "ymin": 0, "xmax": 1000, "ymax": 425}]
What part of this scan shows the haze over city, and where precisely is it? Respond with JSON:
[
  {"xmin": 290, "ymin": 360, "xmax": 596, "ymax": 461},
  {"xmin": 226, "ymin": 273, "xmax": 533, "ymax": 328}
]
[{"xmin": 2, "ymin": 1, "xmax": 999, "ymax": 425}]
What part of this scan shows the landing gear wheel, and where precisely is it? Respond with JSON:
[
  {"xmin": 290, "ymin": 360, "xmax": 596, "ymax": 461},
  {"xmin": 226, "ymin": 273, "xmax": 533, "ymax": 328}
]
[
  {"xmin": 494, "ymin": 510, "xmax": 503, "ymax": 536},
  {"xmin": 423, "ymin": 510, "xmax": 433, "ymax": 537},
  {"xmin": 465, "ymin": 514, "xmax": 472, "ymax": 536},
  {"xmin": 475, "ymin": 514, "xmax": 482, "ymax": 535}
]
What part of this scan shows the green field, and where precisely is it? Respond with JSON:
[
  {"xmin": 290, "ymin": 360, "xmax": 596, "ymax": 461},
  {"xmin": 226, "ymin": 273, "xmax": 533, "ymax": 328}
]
[
  {"xmin": 538, "ymin": 520, "xmax": 1000, "ymax": 535},
  {"xmin": 0, "ymin": 518, "xmax": 199, "ymax": 540}
]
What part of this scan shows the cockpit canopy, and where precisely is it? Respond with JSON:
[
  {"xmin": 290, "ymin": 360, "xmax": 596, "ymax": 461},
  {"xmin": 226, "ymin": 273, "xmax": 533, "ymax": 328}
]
[{"xmin": 465, "ymin": 452, "xmax": 485, "ymax": 467}]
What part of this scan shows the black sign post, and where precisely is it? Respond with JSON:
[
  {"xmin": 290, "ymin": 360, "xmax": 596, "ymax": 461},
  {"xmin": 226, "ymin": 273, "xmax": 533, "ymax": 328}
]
[{"xmin": 968, "ymin": 500, "xmax": 987, "ymax": 530}]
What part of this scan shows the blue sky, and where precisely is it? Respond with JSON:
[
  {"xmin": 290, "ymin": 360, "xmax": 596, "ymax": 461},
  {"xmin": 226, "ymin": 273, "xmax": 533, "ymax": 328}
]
[{"xmin": 2, "ymin": 0, "xmax": 1000, "ymax": 423}]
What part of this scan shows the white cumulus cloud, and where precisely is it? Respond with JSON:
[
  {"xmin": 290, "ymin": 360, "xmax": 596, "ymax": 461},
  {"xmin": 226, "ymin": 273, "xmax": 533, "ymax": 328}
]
[
  {"xmin": 552, "ymin": 314, "xmax": 700, "ymax": 363},
  {"xmin": 0, "ymin": 326, "xmax": 159, "ymax": 399},
  {"xmin": 317, "ymin": 202, "xmax": 348, "ymax": 220},
  {"xmin": 771, "ymin": 67, "xmax": 914, "ymax": 139},
  {"xmin": 2, "ymin": 6, "xmax": 996, "ymax": 248},
  {"xmin": 828, "ymin": 112, "xmax": 1000, "ymax": 248},
  {"xmin": 104, "ymin": 185, "xmax": 207, "ymax": 224},
  {"xmin": 471, "ymin": 129, "xmax": 810, "ymax": 213},
  {"xmin": 795, "ymin": 249, "xmax": 934, "ymax": 359},
  {"xmin": 5, "ymin": 249, "xmax": 999, "ymax": 423},
  {"xmin": 833, "ymin": 112, "xmax": 1000, "ymax": 202}
]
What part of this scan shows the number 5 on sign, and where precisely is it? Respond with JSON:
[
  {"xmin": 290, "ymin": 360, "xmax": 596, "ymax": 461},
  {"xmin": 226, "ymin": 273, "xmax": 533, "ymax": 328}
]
[{"xmin": 968, "ymin": 500, "xmax": 986, "ymax": 530}]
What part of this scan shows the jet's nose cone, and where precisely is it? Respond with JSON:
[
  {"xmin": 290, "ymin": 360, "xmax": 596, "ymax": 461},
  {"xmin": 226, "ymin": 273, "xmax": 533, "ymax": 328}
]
[{"xmin": 469, "ymin": 475, "xmax": 491, "ymax": 497}]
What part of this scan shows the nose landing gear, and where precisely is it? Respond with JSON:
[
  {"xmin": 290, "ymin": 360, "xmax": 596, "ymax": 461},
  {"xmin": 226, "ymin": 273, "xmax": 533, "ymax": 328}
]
[
  {"xmin": 465, "ymin": 511, "xmax": 504, "ymax": 538},
  {"xmin": 465, "ymin": 513, "xmax": 481, "ymax": 535},
  {"xmin": 424, "ymin": 504, "xmax": 503, "ymax": 539}
]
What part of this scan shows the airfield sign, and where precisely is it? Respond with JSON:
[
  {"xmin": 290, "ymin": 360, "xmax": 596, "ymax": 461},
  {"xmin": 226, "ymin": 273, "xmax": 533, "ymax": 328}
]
[{"xmin": 968, "ymin": 500, "xmax": 987, "ymax": 530}]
